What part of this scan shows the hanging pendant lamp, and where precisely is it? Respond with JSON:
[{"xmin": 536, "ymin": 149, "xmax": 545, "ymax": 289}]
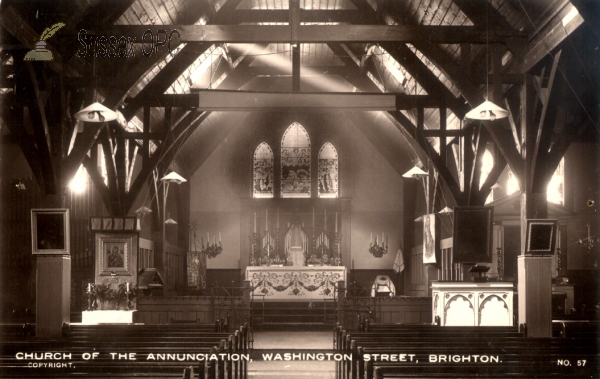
[
  {"xmin": 465, "ymin": 100, "xmax": 509, "ymax": 121},
  {"xmin": 402, "ymin": 165, "xmax": 428, "ymax": 178},
  {"xmin": 74, "ymin": 102, "xmax": 118, "ymax": 123},
  {"xmin": 465, "ymin": 3, "xmax": 509, "ymax": 122}
]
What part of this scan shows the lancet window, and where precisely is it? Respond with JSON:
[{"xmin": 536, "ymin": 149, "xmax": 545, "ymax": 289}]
[
  {"xmin": 281, "ymin": 123, "xmax": 311, "ymax": 198},
  {"xmin": 318, "ymin": 143, "xmax": 338, "ymax": 198},
  {"xmin": 253, "ymin": 143, "xmax": 274, "ymax": 198}
]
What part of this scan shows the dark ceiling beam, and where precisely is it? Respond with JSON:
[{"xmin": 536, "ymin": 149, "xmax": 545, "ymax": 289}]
[
  {"xmin": 124, "ymin": 110, "xmax": 210, "ymax": 212},
  {"xmin": 327, "ymin": 43, "xmax": 381, "ymax": 92},
  {"xmin": 452, "ymin": 0, "xmax": 527, "ymax": 58},
  {"xmin": 412, "ymin": 40, "xmax": 524, "ymax": 180},
  {"xmin": 121, "ymin": 42, "xmax": 211, "ymax": 120},
  {"xmin": 224, "ymin": 9, "xmax": 367, "ymax": 24},
  {"xmin": 388, "ymin": 110, "xmax": 465, "ymax": 204},
  {"xmin": 378, "ymin": 42, "xmax": 469, "ymax": 118},
  {"xmin": 130, "ymin": 91, "xmax": 465, "ymax": 111},
  {"xmin": 88, "ymin": 24, "xmax": 525, "ymax": 44},
  {"xmin": 521, "ymin": 2, "xmax": 584, "ymax": 73}
]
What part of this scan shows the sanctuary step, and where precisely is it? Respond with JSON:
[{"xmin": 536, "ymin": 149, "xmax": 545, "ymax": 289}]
[{"xmin": 252, "ymin": 301, "xmax": 337, "ymax": 331}]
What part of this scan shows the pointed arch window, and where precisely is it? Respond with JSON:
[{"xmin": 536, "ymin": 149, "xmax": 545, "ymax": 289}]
[
  {"xmin": 318, "ymin": 143, "xmax": 338, "ymax": 198},
  {"xmin": 281, "ymin": 122, "xmax": 311, "ymax": 198},
  {"xmin": 253, "ymin": 143, "xmax": 274, "ymax": 198}
]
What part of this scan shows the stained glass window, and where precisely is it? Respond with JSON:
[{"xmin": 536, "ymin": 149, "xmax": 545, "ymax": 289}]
[
  {"xmin": 281, "ymin": 123, "xmax": 311, "ymax": 198},
  {"xmin": 318, "ymin": 143, "xmax": 338, "ymax": 198},
  {"xmin": 253, "ymin": 143, "xmax": 274, "ymax": 198}
]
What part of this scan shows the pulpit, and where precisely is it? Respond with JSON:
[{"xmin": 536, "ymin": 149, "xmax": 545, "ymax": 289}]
[{"xmin": 431, "ymin": 281, "xmax": 514, "ymax": 326}]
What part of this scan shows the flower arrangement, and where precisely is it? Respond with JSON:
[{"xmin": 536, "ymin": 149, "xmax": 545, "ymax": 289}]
[{"xmin": 86, "ymin": 282, "xmax": 138, "ymax": 311}]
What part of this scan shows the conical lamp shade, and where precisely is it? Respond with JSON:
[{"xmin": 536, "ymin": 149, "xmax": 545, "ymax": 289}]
[
  {"xmin": 135, "ymin": 206, "xmax": 153, "ymax": 215},
  {"xmin": 402, "ymin": 166, "xmax": 428, "ymax": 178},
  {"xmin": 465, "ymin": 100, "xmax": 509, "ymax": 121},
  {"xmin": 74, "ymin": 102, "xmax": 118, "ymax": 122},
  {"xmin": 161, "ymin": 171, "xmax": 187, "ymax": 184},
  {"xmin": 165, "ymin": 218, "xmax": 178, "ymax": 225},
  {"xmin": 438, "ymin": 206, "xmax": 453, "ymax": 214}
]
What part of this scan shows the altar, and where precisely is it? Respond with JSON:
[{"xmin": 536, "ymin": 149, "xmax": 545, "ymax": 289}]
[{"xmin": 245, "ymin": 266, "xmax": 346, "ymax": 301}]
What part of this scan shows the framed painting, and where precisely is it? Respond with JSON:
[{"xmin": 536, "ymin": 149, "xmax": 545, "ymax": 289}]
[
  {"xmin": 526, "ymin": 219, "xmax": 558, "ymax": 256},
  {"xmin": 31, "ymin": 209, "xmax": 70, "ymax": 255},
  {"xmin": 453, "ymin": 206, "xmax": 493, "ymax": 264},
  {"xmin": 96, "ymin": 232, "xmax": 137, "ymax": 276}
]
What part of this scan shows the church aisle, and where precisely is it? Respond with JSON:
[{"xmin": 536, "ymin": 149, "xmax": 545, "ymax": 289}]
[{"xmin": 249, "ymin": 331, "xmax": 335, "ymax": 378}]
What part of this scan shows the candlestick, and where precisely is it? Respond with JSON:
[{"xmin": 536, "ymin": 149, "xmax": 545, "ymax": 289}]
[
  {"xmin": 335, "ymin": 212, "xmax": 338, "ymax": 233},
  {"xmin": 254, "ymin": 212, "xmax": 256, "ymax": 233}
]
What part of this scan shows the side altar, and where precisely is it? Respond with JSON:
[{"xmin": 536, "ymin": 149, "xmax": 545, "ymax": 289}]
[{"xmin": 245, "ymin": 266, "xmax": 346, "ymax": 301}]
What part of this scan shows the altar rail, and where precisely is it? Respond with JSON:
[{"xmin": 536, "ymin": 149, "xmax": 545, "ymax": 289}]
[
  {"xmin": 135, "ymin": 295, "xmax": 251, "ymax": 330},
  {"xmin": 339, "ymin": 296, "xmax": 431, "ymax": 329}
]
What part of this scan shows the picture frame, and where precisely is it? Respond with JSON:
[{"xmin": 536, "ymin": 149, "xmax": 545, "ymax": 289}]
[
  {"xmin": 525, "ymin": 219, "xmax": 558, "ymax": 256},
  {"xmin": 96, "ymin": 232, "xmax": 137, "ymax": 276},
  {"xmin": 31, "ymin": 208, "xmax": 70, "ymax": 255},
  {"xmin": 452, "ymin": 206, "xmax": 493, "ymax": 264}
]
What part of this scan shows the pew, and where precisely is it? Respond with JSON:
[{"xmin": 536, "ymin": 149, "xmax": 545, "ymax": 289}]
[
  {"xmin": 0, "ymin": 321, "xmax": 249, "ymax": 378},
  {"xmin": 335, "ymin": 319, "xmax": 598, "ymax": 379}
]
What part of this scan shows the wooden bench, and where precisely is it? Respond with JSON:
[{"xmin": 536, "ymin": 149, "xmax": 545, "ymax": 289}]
[
  {"xmin": 335, "ymin": 320, "xmax": 599, "ymax": 379},
  {"xmin": 0, "ymin": 322, "xmax": 249, "ymax": 378}
]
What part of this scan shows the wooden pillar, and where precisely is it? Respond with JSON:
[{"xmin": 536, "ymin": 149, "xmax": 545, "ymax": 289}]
[
  {"xmin": 36, "ymin": 256, "xmax": 71, "ymax": 337},
  {"xmin": 337, "ymin": 280, "xmax": 345, "ymax": 326},
  {"xmin": 518, "ymin": 74, "xmax": 552, "ymax": 337}
]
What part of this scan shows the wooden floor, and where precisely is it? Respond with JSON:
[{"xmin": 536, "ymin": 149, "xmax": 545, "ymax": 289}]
[{"xmin": 249, "ymin": 331, "xmax": 335, "ymax": 378}]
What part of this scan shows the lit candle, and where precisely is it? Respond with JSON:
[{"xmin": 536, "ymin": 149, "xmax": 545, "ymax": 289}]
[
  {"xmin": 213, "ymin": 234, "xmax": 216, "ymax": 244},
  {"xmin": 335, "ymin": 212, "xmax": 338, "ymax": 233},
  {"xmin": 126, "ymin": 282, "xmax": 129, "ymax": 292},
  {"xmin": 207, "ymin": 232, "xmax": 210, "ymax": 243},
  {"xmin": 254, "ymin": 212, "xmax": 257, "ymax": 233},
  {"xmin": 266, "ymin": 209, "xmax": 268, "ymax": 232},
  {"xmin": 88, "ymin": 283, "xmax": 91, "ymax": 292},
  {"xmin": 376, "ymin": 235, "xmax": 378, "ymax": 244},
  {"xmin": 312, "ymin": 208, "xmax": 315, "ymax": 228},
  {"xmin": 219, "ymin": 232, "xmax": 222, "ymax": 242}
]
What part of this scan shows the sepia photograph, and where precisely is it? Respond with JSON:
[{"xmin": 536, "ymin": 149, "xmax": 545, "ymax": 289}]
[{"xmin": 0, "ymin": 0, "xmax": 599, "ymax": 378}]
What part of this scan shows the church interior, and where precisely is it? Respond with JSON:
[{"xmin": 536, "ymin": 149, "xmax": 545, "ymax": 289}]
[{"xmin": 0, "ymin": 0, "xmax": 599, "ymax": 377}]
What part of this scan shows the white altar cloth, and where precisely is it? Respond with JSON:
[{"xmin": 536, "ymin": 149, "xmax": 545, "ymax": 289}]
[
  {"xmin": 246, "ymin": 266, "xmax": 346, "ymax": 301},
  {"xmin": 82, "ymin": 310, "xmax": 136, "ymax": 324}
]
